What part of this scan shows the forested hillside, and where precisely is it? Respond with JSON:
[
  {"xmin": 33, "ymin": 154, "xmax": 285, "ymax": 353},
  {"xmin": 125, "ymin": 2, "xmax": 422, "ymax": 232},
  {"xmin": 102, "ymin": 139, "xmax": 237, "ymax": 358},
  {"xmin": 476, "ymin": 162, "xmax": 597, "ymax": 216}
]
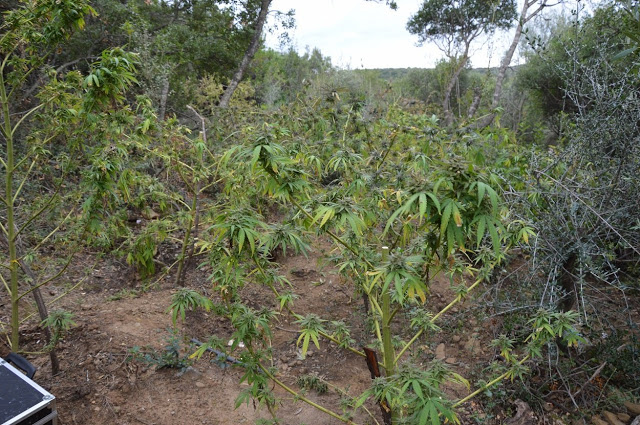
[{"xmin": 1, "ymin": 1, "xmax": 639, "ymax": 424}]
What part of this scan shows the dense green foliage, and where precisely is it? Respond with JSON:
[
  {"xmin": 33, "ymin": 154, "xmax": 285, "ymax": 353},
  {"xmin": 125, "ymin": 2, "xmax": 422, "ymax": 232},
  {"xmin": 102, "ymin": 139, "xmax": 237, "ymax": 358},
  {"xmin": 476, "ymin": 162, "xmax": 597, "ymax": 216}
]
[
  {"xmin": 1, "ymin": 0, "xmax": 639, "ymax": 424},
  {"xmin": 407, "ymin": 0, "xmax": 517, "ymax": 47}
]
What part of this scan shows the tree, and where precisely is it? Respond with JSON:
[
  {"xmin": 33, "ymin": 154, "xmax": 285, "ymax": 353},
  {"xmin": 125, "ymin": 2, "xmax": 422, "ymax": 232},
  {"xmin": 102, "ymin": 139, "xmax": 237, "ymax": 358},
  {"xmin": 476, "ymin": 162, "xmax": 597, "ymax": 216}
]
[
  {"xmin": 125, "ymin": 0, "xmax": 253, "ymax": 116},
  {"xmin": 249, "ymin": 47, "xmax": 332, "ymax": 106},
  {"xmin": 220, "ymin": 0, "xmax": 397, "ymax": 108},
  {"xmin": 45, "ymin": 0, "xmax": 270, "ymax": 117},
  {"xmin": 407, "ymin": 0, "xmax": 517, "ymax": 124},
  {"xmin": 219, "ymin": 0, "xmax": 273, "ymax": 108},
  {"xmin": 477, "ymin": 0, "xmax": 558, "ymax": 128},
  {"xmin": 514, "ymin": 3, "xmax": 640, "ymax": 322}
]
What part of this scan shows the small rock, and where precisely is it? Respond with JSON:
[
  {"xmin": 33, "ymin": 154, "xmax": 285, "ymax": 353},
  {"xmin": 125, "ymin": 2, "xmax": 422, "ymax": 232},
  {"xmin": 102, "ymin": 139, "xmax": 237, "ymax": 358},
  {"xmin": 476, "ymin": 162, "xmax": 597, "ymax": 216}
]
[
  {"xmin": 592, "ymin": 416, "xmax": 609, "ymax": 425},
  {"xmin": 542, "ymin": 402, "xmax": 553, "ymax": 412},
  {"xmin": 617, "ymin": 413, "xmax": 631, "ymax": 422},
  {"xmin": 435, "ymin": 343, "xmax": 446, "ymax": 360},
  {"xmin": 81, "ymin": 304, "xmax": 92, "ymax": 311},
  {"xmin": 306, "ymin": 350, "xmax": 314, "ymax": 358},
  {"xmin": 464, "ymin": 337, "xmax": 483, "ymax": 354},
  {"xmin": 452, "ymin": 335, "xmax": 461, "ymax": 343},
  {"xmin": 451, "ymin": 308, "xmax": 459, "ymax": 313},
  {"xmin": 445, "ymin": 357, "xmax": 456, "ymax": 364},
  {"xmin": 195, "ymin": 381, "xmax": 205, "ymax": 388},
  {"xmin": 631, "ymin": 416, "xmax": 640, "ymax": 425},
  {"xmin": 113, "ymin": 406, "xmax": 121, "ymax": 414},
  {"xmin": 626, "ymin": 402, "xmax": 640, "ymax": 416},
  {"xmin": 505, "ymin": 400, "xmax": 537, "ymax": 425},
  {"xmin": 602, "ymin": 411, "xmax": 625, "ymax": 425}
]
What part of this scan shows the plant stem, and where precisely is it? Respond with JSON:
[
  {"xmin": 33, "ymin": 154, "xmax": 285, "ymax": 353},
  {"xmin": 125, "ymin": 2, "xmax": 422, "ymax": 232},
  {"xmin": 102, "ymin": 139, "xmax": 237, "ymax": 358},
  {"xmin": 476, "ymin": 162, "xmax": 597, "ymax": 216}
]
[
  {"xmin": 452, "ymin": 355, "xmax": 530, "ymax": 408},
  {"xmin": 395, "ymin": 278, "xmax": 482, "ymax": 363},
  {"xmin": 289, "ymin": 197, "xmax": 374, "ymax": 269},
  {"xmin": 376, "ymin": 131, "xmax": 398, "ymax": 172},
  {"xmin": 380, "ymin": 246, "xmax": 396, "ymax": 422},
  {"xmin": 1, "ymin": 65, "xmax": 19, "ymax": 352},
  {"xmin": 252, "ymin": 255, "xmax": 368, "ymax": 359},
  {"xmin": 175, "ymin": 190, "xmax": 197, "ymax": 286},
  {"xmin": 431, "ymin": 278, "xmax": 481, "ymax": 322},
  {"xmin": 394, "ymin": 329, "xmax": 423, "ymax": 363},
  {"xmin": 257, "ymin": 362, "xmax": 358, "ymax": 424}
]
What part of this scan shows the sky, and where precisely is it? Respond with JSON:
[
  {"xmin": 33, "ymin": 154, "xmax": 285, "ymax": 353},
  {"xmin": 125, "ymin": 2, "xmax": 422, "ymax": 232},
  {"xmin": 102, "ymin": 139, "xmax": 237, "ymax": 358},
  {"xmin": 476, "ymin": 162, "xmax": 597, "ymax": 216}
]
[{"xmin": 264, "ymin": 0, "xmax": 519, "ymax": 70}]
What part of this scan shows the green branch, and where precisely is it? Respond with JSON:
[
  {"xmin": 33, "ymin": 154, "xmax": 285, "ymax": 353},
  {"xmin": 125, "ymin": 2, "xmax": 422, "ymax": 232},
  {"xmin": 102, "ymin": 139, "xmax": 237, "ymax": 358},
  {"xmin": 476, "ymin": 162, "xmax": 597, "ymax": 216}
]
[
  {"xmin": 10, "ymin": 104, "xmax": 44, "ymax": 138},
  {"xmin": 251, "ymin": 254, "xmax": 367, "ymax": 359},
  {"xmin": 20, "ymin": 267, "xmax": 93, "ymax": 324},
  {"xmin": 18, "ymin": 253, "xmax": 75, "ymax": 301},
  {"xmin": 452, "ymin": 355, "xmax": 531, "ymax": 408},
  {"xmin": 395, "ymin": 277, "xmax": 483, "ymax": 363},
  {"xmin": 257, "ymin": 362, "xmax": 358, "ymax": 424},
  {"xmin": 12, "ymin": 159, "xmax": 37, "ymax": 203},
  {"xmin": 289, "ymin": 196, "xmax": 374, "ymax": 270}
]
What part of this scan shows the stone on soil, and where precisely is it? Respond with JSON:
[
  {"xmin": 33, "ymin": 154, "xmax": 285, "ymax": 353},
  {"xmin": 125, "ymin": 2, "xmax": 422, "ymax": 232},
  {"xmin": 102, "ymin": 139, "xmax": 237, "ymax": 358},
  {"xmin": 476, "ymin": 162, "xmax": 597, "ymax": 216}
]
[
  {"xmin": 618, "ymin": 413, "xmax": 631, "ymax": 422},
  {"xmin": 435, "ymin": 343, "xmax": 446, "ymax": 360},
  {"xmin": 602, "ymin": 410, "xmax": 625, "ymax": 425},
  {"xmin": 626, "ymin": 402, "xmax": 640, "ymax": 416},
  {"xmin": 464, "ymin": 337, "xmax": 482, "ymax": 354}
]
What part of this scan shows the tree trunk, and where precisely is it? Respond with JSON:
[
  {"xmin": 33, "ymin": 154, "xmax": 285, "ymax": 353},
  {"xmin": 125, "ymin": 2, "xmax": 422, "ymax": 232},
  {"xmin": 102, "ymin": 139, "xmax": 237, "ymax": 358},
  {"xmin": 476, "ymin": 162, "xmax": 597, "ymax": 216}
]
[
  {"xmin": 19, "ymin": 259, "xmax": 61, "ymax": 374},
  {"xmin": 467, "ymin": 85, "xmax": 482, "ymax": 118},
  {"xmin": 442, "ymin": 51, "xmax": 469, "ymax": 126},
  {"xmin": 0, "ymin": 233, "xmax": 60, "ymax": 373},
  {"xmin": 492, "ymin": 4, "xmax": 528, "ymax": 110},
  {"xmin": 158, "ymin": 73, "xmax": 170, "ymax": 121},
  {"xmin": 218, "ymin": 0, "xmax": 271, "ymax": 108},
  {"xmin": 476, "ymin": 0, "xmax": 549, "ymax": 128}
]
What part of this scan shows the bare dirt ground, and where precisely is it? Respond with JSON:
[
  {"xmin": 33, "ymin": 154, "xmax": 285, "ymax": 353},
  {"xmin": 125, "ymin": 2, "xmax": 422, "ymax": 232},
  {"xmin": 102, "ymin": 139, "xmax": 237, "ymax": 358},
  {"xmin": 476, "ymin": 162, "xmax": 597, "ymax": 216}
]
[{"xmin": 2, "ymin": 237, "xmax": 638, "ymax": 425}]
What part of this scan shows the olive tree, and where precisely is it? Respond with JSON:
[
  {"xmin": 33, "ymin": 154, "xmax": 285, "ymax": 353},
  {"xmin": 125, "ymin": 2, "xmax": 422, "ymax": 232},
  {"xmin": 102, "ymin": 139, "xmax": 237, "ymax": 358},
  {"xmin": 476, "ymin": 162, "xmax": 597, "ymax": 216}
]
[{"xmin": 407, "ymin": 0, "xmax": 517, "ymax": 124}]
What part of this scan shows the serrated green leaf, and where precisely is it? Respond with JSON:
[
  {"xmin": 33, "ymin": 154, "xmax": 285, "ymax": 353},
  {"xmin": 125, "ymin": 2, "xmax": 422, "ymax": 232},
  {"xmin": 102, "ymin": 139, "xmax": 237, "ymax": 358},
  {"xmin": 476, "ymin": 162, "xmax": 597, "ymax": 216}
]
[
  {"xmin": 237, "ymin": 228, "xmax": 245, "ymax": 253},
  {"xmin": 412, "ymin": 381, "xmax": 425, "ymax": 400},
  {"xmin": 452, "ymin": 203, "xmax": 462, "ymax": 227},
  {"xmin": 477, "ymin": 182, "xmax": 486, "ymax": 208},
  {"xmin": 477, "ymin": 216, "xmax": 486, "ymax": 247},
  {"xmin": 418, "ymin": 192, "xmax": 427, "ymax": 218},
  {"xmin": 440, "ymin": 201, "xmax": 453, "ymax": 238},
  {"xmin": 310, "ymin": 333, "xmax": 320, "ymax": 349},
  {"xmin": 302, "ymin": 334, "xmax": 310, "ymax": 357}
]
